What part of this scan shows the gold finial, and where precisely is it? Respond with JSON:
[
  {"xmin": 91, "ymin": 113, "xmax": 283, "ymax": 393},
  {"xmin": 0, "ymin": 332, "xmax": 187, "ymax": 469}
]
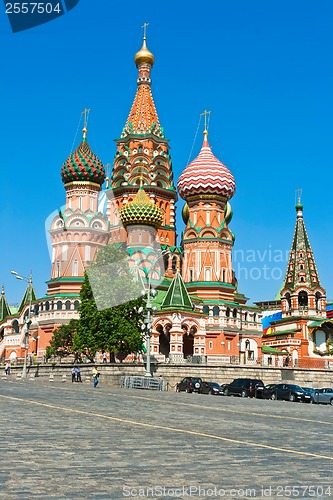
[
  {"xmin": 81, "ymin": 108, "xmax": 90, "ymax": 139},
  {"xmin": 134, "ymin": 23, "xmax": 154, "ymax": 66},
  {"xmin": 200, "ymin": 110, "xmax": 211, "ymax": 138}
]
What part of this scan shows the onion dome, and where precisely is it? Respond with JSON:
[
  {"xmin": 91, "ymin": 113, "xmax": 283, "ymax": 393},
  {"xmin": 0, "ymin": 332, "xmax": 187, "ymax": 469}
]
[
  {"xmin": 134, "ymin": 36, "xmax": 154, "ymax": 67},
  {"xmin": 225, "ymin": 202, "xmax": 233, "ymax": 224},
  {"xmin": 296, "ymin": 199, "xmax": 303, "ymax": 211},
  {"xmin": 61, "ymin": 128, "xmax": 105, "ymax": 185},
  {"xmin": 120, "ymin": 186, "xmax": 163, "ymax": 228},
  {"xmin": 177, "ymin": 130, "xmax": 236, "ymax": 201},
  {"xmin": 182, "ymin": 203, "xmax": 189, "ymax": 224}
]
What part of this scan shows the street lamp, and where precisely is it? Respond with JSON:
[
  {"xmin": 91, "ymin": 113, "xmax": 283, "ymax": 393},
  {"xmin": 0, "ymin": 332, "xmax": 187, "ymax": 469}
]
[
  {"xmin": 141, "ymin": 285, "xmax": 158, "ymax": 377},
  {"xmin": 137, "ymin": 249, "xmax": 167, "ymax": 377},
  {"xmin": 11, "ymin": 271, "xmax": 33, "ymax": 379}
]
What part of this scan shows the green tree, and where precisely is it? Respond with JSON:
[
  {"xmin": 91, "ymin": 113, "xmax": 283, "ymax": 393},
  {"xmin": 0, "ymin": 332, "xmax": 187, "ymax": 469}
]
[
  {"xmin": 45, "ymin": 319, "xmax": 78, "ymax": 362},
  {"xmin": 73, "ymin": 244, "xmax": 145, "ymax": 361}
]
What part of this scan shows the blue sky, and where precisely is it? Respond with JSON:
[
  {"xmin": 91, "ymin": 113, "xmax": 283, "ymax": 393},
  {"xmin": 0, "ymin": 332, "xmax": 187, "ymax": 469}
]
[{"xmin": 1, "ymin": 0, "xmax": 332, "ymax": 306}]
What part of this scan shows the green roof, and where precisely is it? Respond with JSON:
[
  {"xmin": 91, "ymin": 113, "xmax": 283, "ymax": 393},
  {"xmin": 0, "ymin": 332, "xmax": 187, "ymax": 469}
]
[
  {"xmin": 0, "ymin": 285, "xmax": 11, "ymax": 322},
  {"xmin": 265, "ymin": 329, "xmax": 300, "ymax": 336},
  {"xmin": 18, "ymin": 281, "xmax": 37, "ymax": 313},
  {"xmin": 161, "ymin": 272, "xmax": 193, "ymax": 311},
  {"xmin": 262, "ymin": 345, "xmax": 289, "ymax": 355}
]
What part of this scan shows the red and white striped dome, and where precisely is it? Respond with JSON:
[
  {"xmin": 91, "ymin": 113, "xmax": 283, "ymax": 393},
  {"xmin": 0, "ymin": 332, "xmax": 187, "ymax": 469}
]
[{"xmin": 177, "ymin": 132, "xmax": 236, "ymax": 201}]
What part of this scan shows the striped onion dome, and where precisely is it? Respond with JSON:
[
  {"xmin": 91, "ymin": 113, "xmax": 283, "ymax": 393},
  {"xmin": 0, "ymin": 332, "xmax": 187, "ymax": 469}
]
[
  {"xmin": 120, "ymin": 186, "xmax": 163, "ymax": 228},
  {"xmin": 61, "ymin": 129, "xmax": 105, "ymax": 185},
  {"xmin": 177, "ymin": 131, "xmax": 236, "ymax": 201}
]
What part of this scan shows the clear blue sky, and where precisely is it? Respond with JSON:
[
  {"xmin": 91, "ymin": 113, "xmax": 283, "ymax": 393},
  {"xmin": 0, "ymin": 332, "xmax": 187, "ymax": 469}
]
[{"xmin": 1, "ymin": 0, "xmax": 332, "ymax": 306}]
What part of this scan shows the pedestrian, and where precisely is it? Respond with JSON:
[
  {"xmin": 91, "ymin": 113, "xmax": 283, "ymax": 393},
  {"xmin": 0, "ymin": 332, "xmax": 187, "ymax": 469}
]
[
  {"xmin": 71, "ymin": 367, "xmax": 76, "ymax": 383},
  {"xmin": 92, "ymin": 366, "xmax": 100, "ymax": 388},
  {"xmin": 76, "ymin": 366, "xmax": 82, "ymax": 383},
  {"xmin": 102, "ymin": 352, "xmax": 107, "ymax": 363},
  {"xmin": 4, "ymin": 362, "xmax": 10, "ymax": 375}
]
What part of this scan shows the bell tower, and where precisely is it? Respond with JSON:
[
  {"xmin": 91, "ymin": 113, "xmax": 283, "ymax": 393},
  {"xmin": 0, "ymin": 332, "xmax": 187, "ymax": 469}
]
[{"xmin": 281, "ymin": 197, "xmax": 326, "ymax": 318}]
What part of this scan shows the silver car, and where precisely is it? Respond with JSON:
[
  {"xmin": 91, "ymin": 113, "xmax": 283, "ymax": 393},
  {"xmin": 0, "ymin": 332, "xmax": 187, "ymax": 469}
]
[{"xmin": 313, "ymin": 388, "xmax": 333, "ymax": 405}]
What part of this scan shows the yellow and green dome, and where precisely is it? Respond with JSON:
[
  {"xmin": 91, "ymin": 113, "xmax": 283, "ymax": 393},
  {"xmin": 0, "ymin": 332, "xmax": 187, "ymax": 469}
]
[{"xmin": 120, "ymin": 186, "xmax": 163, "ymax": 228}]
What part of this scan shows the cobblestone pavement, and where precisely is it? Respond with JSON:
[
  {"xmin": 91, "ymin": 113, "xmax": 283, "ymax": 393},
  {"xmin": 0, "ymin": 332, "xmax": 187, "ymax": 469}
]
[{"xmin": 0, "ymin": 379, "xmax": 332, "ymax": 499}]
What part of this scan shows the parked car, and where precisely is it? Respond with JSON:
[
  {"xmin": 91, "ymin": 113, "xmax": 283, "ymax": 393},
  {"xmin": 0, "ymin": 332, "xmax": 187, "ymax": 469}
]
[
  {"xmin": 201, "ymin": 381, "xmax": 225, "ymax": 395},
  {"xmin": 223, "ymin": 378, "xmax": 265, "ymax": 398},
  {"xmin": 312, "ymin": 388, "xmax": 333, "ymax": 405},
  {"xmin": 265, "ymin": 383, "xmax": 312, "ymax": 402},
  {"xmin": 302, "ymin": 387, "xmax": 316, "ymax": 403},
  {"xmin": 176, "ymin": 377, "xmax": 203, "ymax": 393}
]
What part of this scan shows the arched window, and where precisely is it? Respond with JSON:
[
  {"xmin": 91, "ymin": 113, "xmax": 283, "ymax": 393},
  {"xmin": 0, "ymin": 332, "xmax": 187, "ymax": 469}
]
[
  {"xmin": 56, "ymin": 301, "xmax": 62, "ymax": 311},
  {"xmin": 172, "ymin": 256, "xmax": 177, "ymax": 271},
  {"xmin": 315, "ymin": 292, "xmax": 321, "ymax": 311},
  {"xmin": 213, "ymin": 306, "xmax": 220, "ymax": 317},
  {"xmin": 285, "ymin": 292, "xmax": 292, "ymax": 310},
  {"xmin": 74, "ymin": 300, "xmax": 80, "ymax": 311},
  {"xmin": 245, "ymin": 340, "xmax": 251, "ymax": 350},
  {"xmin": 73, "ymin": 260, "xmax": 78, "ymax": 277},
  {"xmin": 65, "ymin": 300, "xmax": 71, "ymax": 311},
  {"xmin": 253, "ymin": 313, "xmax": 257, "ymax": 322},
  {"xmin": 298, "ymin": 291, "xmax": 308, "ymax": 307},
  {"xmin": 233, "ymin": 308, "xmax": 237, "ymax": 318},
  {"xmin": 45, "ymin": 301, "xmax": 50, "ymax": 311},
  {"xmin": 203, "ymin": 305, "xmax": 209, "ymax": 315},
  {"xmin": 226, "ymin": 307, "xmax": 230, "ymax": 317},
  {"xmin": 12, "ymin": 320, "xmax": 19, "ymax": 334}
]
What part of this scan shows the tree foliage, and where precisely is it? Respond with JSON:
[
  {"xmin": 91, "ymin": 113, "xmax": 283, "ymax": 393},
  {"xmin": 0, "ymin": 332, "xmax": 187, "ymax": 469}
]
[
  {"xmin": 45, "ymin": 319, "xmax": 78, "ymax": 361},
  {"xmin": 73, "ymin": 244, "xmax": 145, "ymax": 361}
]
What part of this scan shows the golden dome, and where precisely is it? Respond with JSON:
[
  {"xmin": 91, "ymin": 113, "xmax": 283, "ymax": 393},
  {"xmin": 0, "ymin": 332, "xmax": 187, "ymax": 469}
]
[{"xmin": 134, "ymin": 38, "xmax": 155, "ymax": 67}]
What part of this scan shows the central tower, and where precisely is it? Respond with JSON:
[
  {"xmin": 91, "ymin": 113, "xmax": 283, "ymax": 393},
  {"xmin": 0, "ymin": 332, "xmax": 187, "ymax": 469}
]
[{"xmin": 108, "ymin": 28, "xmax": 177, "ymax": 248}]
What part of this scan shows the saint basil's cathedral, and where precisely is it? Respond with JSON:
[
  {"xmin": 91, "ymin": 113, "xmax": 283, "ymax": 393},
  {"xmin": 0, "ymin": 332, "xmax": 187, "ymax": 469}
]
[{"xmin": 1, "ymin": 34, "xmax": 332, "ymax": 369}]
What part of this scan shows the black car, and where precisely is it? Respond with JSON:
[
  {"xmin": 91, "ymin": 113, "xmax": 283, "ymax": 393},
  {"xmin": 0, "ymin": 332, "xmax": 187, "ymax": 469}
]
[
  {"xmin": 176, "ymin": 377, "xmax": 203, "ymax": 393},
  {"xmin": 265, "ymin": 383, "xmax": 312, "ymax": 403},
  {"xmin": 201, "ymin": 381, "xmax": 225, "ymax": 395},
  {"xmin": 302, "ymin": 387, "xmax": 316, "ymax": 403},
  {"xmin": 223, "ymin": 378, "xmax": 265, "ymax": 398}
]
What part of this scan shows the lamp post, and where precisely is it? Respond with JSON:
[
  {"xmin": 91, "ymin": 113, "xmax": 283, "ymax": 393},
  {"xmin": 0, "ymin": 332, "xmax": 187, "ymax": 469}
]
[
  {"xmin": 11, "ymin": 271, "xmax": 33, "ymax": 379},
  {"xmin": 138, "ymin": 249, "xmax": 167, "ymax": 377},
  {"xmin": 141, "ymin": 282, "xmax": 158, "ymax": 377}
]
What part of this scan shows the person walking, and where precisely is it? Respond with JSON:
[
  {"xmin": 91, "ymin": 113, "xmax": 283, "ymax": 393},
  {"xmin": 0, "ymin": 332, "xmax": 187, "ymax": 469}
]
[
  {"xmin": 71, "ymin": 367, "xmax": 76, "ymax": 383},
  {"xmin": 76, "ymin": 366, "xmax": 82, "ymax": 383},
  {"xmin": 4, "ymin": 362, "xmax": 10, "ymax": 375},
  {"xmin": 92, "ymin": 367, "xmax": 100, "ymax": 388}
]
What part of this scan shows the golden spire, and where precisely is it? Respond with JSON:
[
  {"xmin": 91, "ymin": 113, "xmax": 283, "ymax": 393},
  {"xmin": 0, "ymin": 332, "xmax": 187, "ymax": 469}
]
[
  {"xmin": 134, "ymin": 23, "xmax": 155, "ymax": 67},
  {"xmin": 81, "ymin": 108, "xmax": 90, "ymax": 140}
]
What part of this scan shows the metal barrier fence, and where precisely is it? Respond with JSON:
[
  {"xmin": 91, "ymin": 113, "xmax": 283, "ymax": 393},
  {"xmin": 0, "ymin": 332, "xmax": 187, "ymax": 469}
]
[{"xmin": 121, "ymin": 375, "xmax": 166, "ymax": 391}]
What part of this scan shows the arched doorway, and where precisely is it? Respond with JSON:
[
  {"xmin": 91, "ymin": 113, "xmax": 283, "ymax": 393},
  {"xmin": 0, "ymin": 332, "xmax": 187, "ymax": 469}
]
[
  {"xmin": 157, "ymin": 324, "xmax": 171, "ymax": 358},
  {"xmin": 182, "ymin": 324, "xmax": 197, "ymax": 358}
]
